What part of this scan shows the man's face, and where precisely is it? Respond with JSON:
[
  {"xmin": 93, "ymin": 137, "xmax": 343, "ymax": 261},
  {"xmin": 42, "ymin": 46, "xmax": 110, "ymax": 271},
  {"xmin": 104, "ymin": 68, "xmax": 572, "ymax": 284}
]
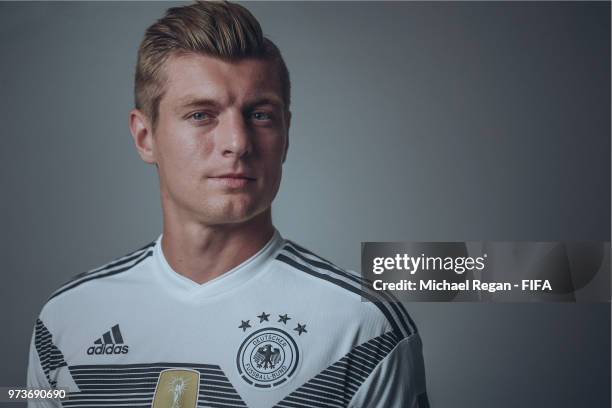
[{"xmin": 147, "ymin": 53, "xmax": 290, "ymax": 226}]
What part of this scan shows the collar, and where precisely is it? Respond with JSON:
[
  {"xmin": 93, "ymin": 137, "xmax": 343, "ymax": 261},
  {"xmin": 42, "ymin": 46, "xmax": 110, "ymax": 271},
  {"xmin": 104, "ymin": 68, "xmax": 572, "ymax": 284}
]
[{"xmin": 153, "ymin": 229, "xmax": 284, "ymax": 301}]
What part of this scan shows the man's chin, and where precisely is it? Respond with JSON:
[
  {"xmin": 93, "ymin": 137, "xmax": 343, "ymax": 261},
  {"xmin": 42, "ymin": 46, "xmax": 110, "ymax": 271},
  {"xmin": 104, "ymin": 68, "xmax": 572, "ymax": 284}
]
[{"xmin": 196, "ymin": 202, "xmax": 268, "ymax": 226}]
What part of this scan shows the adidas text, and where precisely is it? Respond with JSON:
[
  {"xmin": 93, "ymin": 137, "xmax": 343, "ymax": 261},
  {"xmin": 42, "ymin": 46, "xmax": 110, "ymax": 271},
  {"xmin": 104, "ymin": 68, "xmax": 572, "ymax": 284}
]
[{"xmin": 87, "ymin": 344, "xmax": 129, "ymax": 355}]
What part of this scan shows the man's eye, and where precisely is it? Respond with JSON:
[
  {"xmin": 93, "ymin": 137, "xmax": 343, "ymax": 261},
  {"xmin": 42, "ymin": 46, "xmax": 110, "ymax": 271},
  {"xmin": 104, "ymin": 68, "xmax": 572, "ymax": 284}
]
[
  {"xmin": 252, "ymin": 111, "xmax": 272, "ymax": 121},
  {"xmin": 190, "ymin": 112, "xmax": 209, "ymax": 121}
]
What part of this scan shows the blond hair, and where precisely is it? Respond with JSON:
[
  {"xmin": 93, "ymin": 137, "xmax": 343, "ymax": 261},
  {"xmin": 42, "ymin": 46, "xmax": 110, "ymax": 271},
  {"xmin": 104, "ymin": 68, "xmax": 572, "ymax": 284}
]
[{"xmin": 135, "ymin": 1, "xmax": 290, "ymax": 127}]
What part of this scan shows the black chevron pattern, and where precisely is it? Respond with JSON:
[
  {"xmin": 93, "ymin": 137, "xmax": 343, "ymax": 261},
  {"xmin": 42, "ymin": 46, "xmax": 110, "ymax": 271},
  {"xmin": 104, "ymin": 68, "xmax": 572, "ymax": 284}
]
[
  {"xmin": 64, "ymin": 362, "xmax": 247, "ymax": 407},
  {"xmin": 34, "ymin": 318, "xmax": 68, "ymax": 389},
  {"xmin": 274, "ymin": 331, "xmax": 400, "ymax": 408}
]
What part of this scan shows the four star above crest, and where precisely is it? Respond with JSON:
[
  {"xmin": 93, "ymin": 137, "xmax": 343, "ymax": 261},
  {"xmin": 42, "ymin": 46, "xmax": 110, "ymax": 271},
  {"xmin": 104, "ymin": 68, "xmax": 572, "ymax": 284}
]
[{"xmin": 239, "ymin": 313, "xmax": 306, "ymax": 335}]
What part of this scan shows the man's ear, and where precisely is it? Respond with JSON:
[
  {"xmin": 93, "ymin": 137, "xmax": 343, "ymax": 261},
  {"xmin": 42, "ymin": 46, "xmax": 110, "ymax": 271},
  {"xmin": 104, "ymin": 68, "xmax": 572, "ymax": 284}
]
[
  {"xmin": 129, "ymin": 109, "xmax": 156, "ymax": 164},
  {"xmin": 282, "ymin": 110, "xmax": 291, "ymax": 163}
]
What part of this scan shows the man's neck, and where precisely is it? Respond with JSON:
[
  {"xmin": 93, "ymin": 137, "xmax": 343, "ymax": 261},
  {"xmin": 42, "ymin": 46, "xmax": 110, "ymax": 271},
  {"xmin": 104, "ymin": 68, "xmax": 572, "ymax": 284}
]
[{"xmin": 160, "ymin": 210, "xmax": 275, "ymax": 285}]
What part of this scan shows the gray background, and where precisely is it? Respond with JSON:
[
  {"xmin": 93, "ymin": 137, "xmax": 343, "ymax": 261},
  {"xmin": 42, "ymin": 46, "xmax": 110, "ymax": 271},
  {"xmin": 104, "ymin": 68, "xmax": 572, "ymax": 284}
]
[{"xmin": 1, "ymin": 1, "xmax": 609, "ymax": 407}]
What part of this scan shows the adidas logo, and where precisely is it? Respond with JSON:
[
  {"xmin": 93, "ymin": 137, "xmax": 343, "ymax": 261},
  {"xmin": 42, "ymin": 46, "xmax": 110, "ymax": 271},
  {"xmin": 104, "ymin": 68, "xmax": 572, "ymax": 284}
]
[{"xmin": 86, "ymin": 324, "xmax": 129, "ymax": 355}]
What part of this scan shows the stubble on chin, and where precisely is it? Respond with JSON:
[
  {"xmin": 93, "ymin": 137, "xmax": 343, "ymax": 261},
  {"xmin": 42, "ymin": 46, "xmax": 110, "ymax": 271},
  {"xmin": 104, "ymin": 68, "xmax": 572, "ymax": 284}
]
[{"xmin": 192, "ymin": 194, "xmax": 265, "ymax": 226}]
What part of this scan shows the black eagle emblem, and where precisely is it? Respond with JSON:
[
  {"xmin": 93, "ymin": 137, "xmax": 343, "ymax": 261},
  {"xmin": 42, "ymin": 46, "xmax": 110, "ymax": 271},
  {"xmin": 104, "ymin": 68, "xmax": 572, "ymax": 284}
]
[{"xmin": 254, "ymin": 344, "xmax": 281, "ymax": 369}]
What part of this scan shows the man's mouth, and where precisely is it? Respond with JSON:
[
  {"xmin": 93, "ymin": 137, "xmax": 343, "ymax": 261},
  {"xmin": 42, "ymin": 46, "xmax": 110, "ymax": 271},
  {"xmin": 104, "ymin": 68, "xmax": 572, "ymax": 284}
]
[
  {"xmin": 208, "ymin": 173, "xmax": 256, "ymax": 188},
  {"xmin": 213, "ymin": 173, "xmax": 255, "ymax": 180}
]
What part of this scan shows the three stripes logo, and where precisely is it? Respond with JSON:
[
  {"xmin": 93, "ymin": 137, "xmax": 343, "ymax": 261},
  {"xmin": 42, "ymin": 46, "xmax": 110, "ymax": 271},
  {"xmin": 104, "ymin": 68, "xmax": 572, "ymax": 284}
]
[{"xmin": 86, "ymin": 324, "xmax": 129, "ymax": 355}]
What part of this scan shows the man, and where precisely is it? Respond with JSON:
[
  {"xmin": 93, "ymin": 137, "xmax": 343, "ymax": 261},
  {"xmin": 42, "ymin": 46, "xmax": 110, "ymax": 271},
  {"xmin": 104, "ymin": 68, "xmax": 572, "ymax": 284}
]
[{"xmin": 27, "ymin": 2, "xmax": 428, "ymax": 407}]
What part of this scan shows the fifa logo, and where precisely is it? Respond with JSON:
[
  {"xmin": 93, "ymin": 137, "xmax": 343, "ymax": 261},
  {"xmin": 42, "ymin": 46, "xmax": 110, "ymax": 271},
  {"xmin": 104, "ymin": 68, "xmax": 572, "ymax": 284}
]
[
  {"xmin": 152, "ymin": 369, "xmax": 199, "ymax": 408},
  {"xmin": 169, "ymin": 376, "xmax": 189, "ymax": 408}
]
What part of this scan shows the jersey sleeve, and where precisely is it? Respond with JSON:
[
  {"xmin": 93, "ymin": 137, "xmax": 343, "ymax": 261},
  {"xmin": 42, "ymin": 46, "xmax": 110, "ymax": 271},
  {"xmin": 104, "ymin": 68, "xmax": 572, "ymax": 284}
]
[
  {"xmin": 348, "ymin": 333, "xmax": 429, "ymax": 408},
  {"xmin": 26, "ymin": 323, "xmax": 61, "ymax": 408}
]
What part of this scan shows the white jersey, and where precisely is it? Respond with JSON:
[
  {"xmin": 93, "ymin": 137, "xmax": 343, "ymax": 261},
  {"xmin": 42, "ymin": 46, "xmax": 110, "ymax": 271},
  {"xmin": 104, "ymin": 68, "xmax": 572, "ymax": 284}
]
[{"xmin": 27, "ymin": 230, "xmax": 429, "ymax": 408}]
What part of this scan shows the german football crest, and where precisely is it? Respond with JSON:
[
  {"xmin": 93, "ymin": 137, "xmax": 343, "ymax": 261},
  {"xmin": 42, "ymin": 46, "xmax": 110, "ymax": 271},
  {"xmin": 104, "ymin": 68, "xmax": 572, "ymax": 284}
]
[{"xmin": 236, "ymin": 312, "xmax": 307, "ymax": 388}]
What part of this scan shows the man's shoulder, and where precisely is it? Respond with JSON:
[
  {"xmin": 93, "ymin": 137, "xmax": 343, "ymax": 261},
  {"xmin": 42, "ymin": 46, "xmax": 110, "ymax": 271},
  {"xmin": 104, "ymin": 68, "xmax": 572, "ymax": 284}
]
[
  {"xmin": 272, "ymin": 238, "xmax": 364, "ymax": 291},
  {"xmin": 41, "ymin": 239, "xmax": 157, "ymax": 312},
  {"xmin": 272, "ymin": 238, "xmax": 418, "ymax": 340}
]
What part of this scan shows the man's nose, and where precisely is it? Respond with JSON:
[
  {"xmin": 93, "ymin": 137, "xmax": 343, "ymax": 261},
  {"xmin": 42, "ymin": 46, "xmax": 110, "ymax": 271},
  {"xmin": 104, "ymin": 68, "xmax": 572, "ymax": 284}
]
[{"xmin": 215, "ymin": 110, "xmax": 252, "ymax": 158}]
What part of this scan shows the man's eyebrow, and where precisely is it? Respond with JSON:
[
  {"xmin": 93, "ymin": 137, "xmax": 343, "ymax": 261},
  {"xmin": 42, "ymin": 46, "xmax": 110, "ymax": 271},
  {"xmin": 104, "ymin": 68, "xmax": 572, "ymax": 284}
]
[
  {"xmin": 244, "ymin": 95, "xmax": 284, "ymax": 109},
  {"xmin": 175, "ymin": 97, "xmax": 223, "ymax": 113},
  {"xmin": 174, "ymin": 95, "xmax": 285, "ymax": 113}
]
